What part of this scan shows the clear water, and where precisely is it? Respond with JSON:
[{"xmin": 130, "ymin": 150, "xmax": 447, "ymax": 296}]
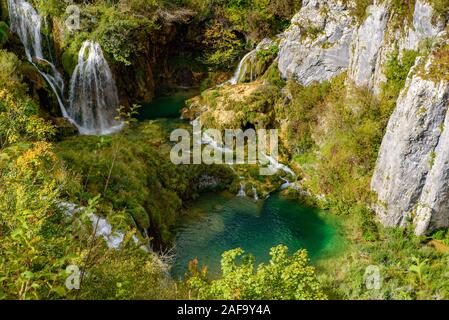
[
  {"xmin": 172, "ymin": 192, "xmax": 344, "ymax": 279},
  {"xmin": 138, "ymin": 90, "xmax": 198, "ymax": 121}
]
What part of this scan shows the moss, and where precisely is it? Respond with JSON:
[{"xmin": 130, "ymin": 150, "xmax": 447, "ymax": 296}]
[
  {"xmin": 429, "ymin": 151, "xmax": 437, "ymax": 168},
  {"xmin": 0, "ymin": 21, "xmax": 9, "ymax": 48},
  {"xmin": 347, "ymin": 0, "xmax": 374, "ymax": 24},
  {"xmin": 380, "ymin": 48, "xmax": 419, "ymax": 117},
  {"xmin": 429, "ymin": 0, "xmax": 449, "ymax": 21},
  {"xmin": 56, "ymin": 120, "xmax": 234, "ymax": 245},
  {"xmin": 418, "ymin": 43, "xmax": 449, "ymax": 82},
  {"xmin": 61, "ymin": 47, "xmax": 79, "ymax": 76}
]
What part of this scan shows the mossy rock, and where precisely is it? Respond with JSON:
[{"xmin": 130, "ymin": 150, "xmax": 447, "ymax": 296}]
[
  {"xmin": 53, "ymin": 117, "xmax": 78, "ymax": 140},
  {"xmin": 62, "ymin": 47, "xmax": 79, "ymax": 76},
  {"xmin": 0, "ymin": 21, "xmax": 9, "ymax": 47},
  {"xmin": 0, "ymin": 1, "xmax": 9, "ymax": 22}
]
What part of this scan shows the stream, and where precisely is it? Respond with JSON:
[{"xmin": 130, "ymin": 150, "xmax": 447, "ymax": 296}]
[{"xmin": 137, "ymin": 93, "xmax": 344, "ymax": 279}]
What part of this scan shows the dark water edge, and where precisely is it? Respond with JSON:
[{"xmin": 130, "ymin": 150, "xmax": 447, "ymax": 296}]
[{"xmin": 137, "ymin": 88, "xmax": 199, "ymax": 121}]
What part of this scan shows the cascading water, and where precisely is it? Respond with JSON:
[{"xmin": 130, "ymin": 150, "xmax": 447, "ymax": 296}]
[
  {"xmin": 228, "ymin": 38, "xmax": 276, "ymax": 85},
  {"xmin": 68, "ymin": 41, "xmax": 123, "ymax": 135},
  {"xmin": 8, "ymin": 0, "xmax": 123, "ymax": 135},
  {"xmin": 252, "ymin": 186, "xmax": 259, "ymax": 201},
  {"xmin": 229, "ymin": 49, "xmax": 258, "ymax": 85},
  {"xmin": 237, "ymin": 183, "xmax": 247, "ymax": 197},
  {"xmin": 7, "ymin": 0, "xmax": 66, "ymax": 112}
]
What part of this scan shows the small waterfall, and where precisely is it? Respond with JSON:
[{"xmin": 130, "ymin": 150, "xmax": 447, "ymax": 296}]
[
  {"xmin": 252, "ymin": 186, "xmax": 259, "ymax": 201},
  {"xmin": 280, "ymin": 177, "xmax": 291, "ymax": 190},
  {"xmin": 259, "ymin": 153, "xmax": 296, "ymax": 177},
  {"xmin": 7, "ymin": 0, "xmax": 66, "ymax": 113},
  {"xmin": 237, "ymin": 183, "xmax": 246, "ymax": 197},
  {"xmin": 68, "ymin": 41, "xmax": 123, "ymax": 135},
  {"xmin": 228, "ymin": 38, "xmax": 276, "ymax": 85},
  {"xmin": 58, "ymin": 201, "xmax": 142, "ymax": 250},
  {"xmin": 229, "ymin": 49, "xmax": 258, "ymax": 85}
]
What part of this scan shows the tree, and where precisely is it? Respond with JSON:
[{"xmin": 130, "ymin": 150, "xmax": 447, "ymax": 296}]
[{"xmin": 187, "ymin": 245, "xmax": 327, "ymax": 300}]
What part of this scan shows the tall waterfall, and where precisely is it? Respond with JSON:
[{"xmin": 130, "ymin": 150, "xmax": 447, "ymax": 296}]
[
  {"xmin": 68, "ymin": 41, "xmax": 123, "ymax": 135},
  {"xmin": 7, "ymin": 0, "xmax": 66, "ymax": 112}
]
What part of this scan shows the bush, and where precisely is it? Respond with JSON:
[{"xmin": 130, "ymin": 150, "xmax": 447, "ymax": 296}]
[{"xmin": 188, "ymin": 245, "xmax": 326, "ymax": 300}]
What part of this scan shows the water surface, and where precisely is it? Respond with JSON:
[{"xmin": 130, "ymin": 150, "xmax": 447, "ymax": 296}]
[
  {"xmin": 172, "ymin": 192, "xmax": 344, "ymax": 278},
  {"xmin": 138, "ymin": 89, "xmax": 198, "ymax": 120}
]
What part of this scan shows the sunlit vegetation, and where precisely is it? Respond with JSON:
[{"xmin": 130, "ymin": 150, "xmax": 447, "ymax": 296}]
[{"xmin": 2, "ymin": 0, "xmax": 449, "ymax": 301}]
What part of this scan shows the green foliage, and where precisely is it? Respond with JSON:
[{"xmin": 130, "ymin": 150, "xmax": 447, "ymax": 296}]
[
  {"xmin": 323, "ymin": 226, "xmax": 449, "ymax": 300},
  {"xmin": 56, "ymin": 121, "xmax": 234, "ymax": 244},
  {"xmin": 188, "ymin": 245, "xmax": 326, "ymax": 300},
  {"xmin": 0, "ymin": 21, "xmax": 8, "ymax": 47},
  {"xmin": 348, "ymin": 0, "xmax": 373, "ymax": 23},
  {"xmin": 277, "ymin": 80, "xmax": 331, "ymax": 155},
  {"xmin": 98, "ymin": 17, "xmax": 158, "ymax": 66},
  {"xmin": 430, "ymin": 0, "xmax": 449, "ymax": 20},
  {"xmin": 380, "ymin": 49, "xmax": 419, "ymax": 117},
  {"xmin": 389, "ymin": 0, "xmax": 416, "ymax": 26},
  {"xmin": 0, "ymin": 142, "xmax": 73, "ymax": 299},
  {"xmin": 180, "ymin": 0, "xmax": 301, "ymax": 40},
  {"xmin": 202, "ymin": 21, "xmax": 245, "ymax": 71},
  {"xmin": 0, "ymin": 50, "xmax": 55, "ymax": 148},
  {"xmin": 418, "ymin": 43, "xmax": 449, "ymax": 82}
]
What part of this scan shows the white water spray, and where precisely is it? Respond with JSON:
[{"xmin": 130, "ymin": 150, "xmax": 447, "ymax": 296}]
[
  {"xmin": 8, "ymin": 0, "xmax": 123, "ymax": 135},
  {"xmin": 252, "ymin": 186, "xmax": 259, "ymax": 201},
  {"xmin": 228, "ymin": 38, "xmax": 276, "ymax": 85},
  {"xmin": 68, "ymin": 41, "xmax": 123, "ymax": 135},
  {"xmin": 237, "ymin": 183, "xmax": 247, "ymax": 197},
  {"xmin": 229, "ymin": 49, "xmax": 258, "ymax": 85},
  {"xmin": 7, "ymin": 0, "xmax": 66, "ymax": 113}
]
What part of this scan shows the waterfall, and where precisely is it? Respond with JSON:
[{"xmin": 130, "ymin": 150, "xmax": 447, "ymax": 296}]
[
  {"xmin": 229, "ymin": 49, "xmax": 258, "ymax": 85},
  {"xmin": 7, "ymin": 0, "xmax": 66, "ymax": 114},
  {"xmin": 58, "ymin": 201, "xmax": 143, "ymax": 250},
  {"xmin": 228, "ymin": 38, "xmax": 276, "ymax": 85},
  {"xmin": 68, "ymin": 41, "xmax": 123, "ymax": 135},
  {"xmin": 252, "ymin": 186, "xmax": 259, "ymax": 201},
  {"xmin": 237, "ymin": 183, "xmax": 246, "ymax": 197},
  {"xmin": 280, "ymin": 177, "xmax": 291, "ymax": 190},
  {"xmin": 8, "ymin": 0, "xmax": 123, "ymax": 135},
  {"xmin": 259, "ymin": 153, "xmax": 296, "ymax": 177}
]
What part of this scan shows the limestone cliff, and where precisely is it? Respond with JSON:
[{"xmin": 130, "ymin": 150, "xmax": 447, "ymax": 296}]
[
  {"xmin": 372, "ymin": 53, "xmax": 449, "ymax": 235},
  {"xmin": 276, "ymin": 0, "xmax": 449, "ymax": 234},
  {"xmin": 278, "ymin": 0, "xmax": 355, "ymax": 85}
]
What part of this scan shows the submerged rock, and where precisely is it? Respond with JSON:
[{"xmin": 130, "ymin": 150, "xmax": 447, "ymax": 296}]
[{"xmin": 278, "ymin": 0, "xmax": 355, "ymax": 85}]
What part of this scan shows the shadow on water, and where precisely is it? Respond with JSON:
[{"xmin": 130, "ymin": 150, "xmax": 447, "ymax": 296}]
[
  {"xmin": 137, "ymin": 88, "xmax": 198, "ymax": 121},
  {"xmin": 172, "ymin": 192, "xmax": 345, "ymax": 279}
]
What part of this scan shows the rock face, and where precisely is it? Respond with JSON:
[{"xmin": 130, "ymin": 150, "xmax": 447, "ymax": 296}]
[
  {"xmin": 348, "ymin": 3, "xmax": 389, "ymax": 91},
  {"xmin": 278, "ymin": 0, "xmax": 355, "ymax": 85},
  {"xmin": 371, "ymin": 58, "xmax": 449, "ymax": 235},
  {"xmin": 401, "ymin": 0, "xmax": 445, "ymax": 51},
  {"xmin": 276, "ymin": 0, "xmax": 449, "ymax": 234}
]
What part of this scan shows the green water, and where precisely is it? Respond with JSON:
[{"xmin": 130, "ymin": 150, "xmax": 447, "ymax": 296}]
[
  {"xmin": 172, "ymin": 192, "xmax": 344, "ymax": 278},
  {"xmin": 138, "ymin": 89, "xmax": 198, "ymax": 120},
  {"xmin": 141, "ymin": 93, "xmax": 345, "ymax": 278}
]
